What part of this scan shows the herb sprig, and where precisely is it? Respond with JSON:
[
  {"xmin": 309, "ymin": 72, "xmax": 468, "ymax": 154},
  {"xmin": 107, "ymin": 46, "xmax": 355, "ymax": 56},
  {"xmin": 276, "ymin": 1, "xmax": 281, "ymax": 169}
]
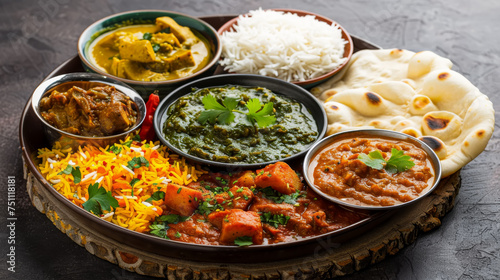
[
  {"xmin": 197, "ymin": 95, "xmax": 276, "ymax": 127},
  {"xmin": 234, "ymin": 236, "xmax": 253, "ymax": 246},
  {"xmin": 259, "ymin": 187, "xmax": 304, "ymax": 205},
  {"xmin": 82, "ymin": 183, "xmax": 119, "ymax": 216},
  {"xmin": 357, "ymin": 148, "xmax": 415, "ymax": 174},
  {"xmin": 260, "ymin": 212, "xmax": 290, "ymax": 228}
]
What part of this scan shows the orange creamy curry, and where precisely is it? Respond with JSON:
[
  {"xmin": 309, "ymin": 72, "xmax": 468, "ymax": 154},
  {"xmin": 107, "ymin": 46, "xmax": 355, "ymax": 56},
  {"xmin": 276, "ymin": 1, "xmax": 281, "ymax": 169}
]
[
  {"xmin": 309, "ymin": 136, "xmax": 435, "ymax": 207},
  {"xmin": 156, "ymin": 162, "xmax": 368, "ymax": 245}
]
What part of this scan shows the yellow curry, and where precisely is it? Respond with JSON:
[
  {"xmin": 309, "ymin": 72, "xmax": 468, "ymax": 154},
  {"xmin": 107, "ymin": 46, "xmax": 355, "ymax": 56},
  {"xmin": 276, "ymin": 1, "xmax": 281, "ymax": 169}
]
[{"xmin": 90, "ymin": 17, "xmax": 212, "ymax": 82}]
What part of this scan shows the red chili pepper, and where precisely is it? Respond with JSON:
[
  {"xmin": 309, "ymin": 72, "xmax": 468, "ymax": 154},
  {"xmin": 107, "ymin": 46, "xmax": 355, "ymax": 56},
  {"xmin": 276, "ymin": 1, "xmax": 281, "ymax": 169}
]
[{"xmin": 139, "ymin": 93, "xmax": 160, "ymax": 142}]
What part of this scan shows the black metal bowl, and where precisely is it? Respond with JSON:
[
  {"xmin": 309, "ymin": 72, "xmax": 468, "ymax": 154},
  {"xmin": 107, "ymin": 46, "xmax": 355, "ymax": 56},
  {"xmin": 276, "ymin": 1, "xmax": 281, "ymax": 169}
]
[{"xmin": 154, "ymin": 73, "xmax": 328, "ymax": 171}]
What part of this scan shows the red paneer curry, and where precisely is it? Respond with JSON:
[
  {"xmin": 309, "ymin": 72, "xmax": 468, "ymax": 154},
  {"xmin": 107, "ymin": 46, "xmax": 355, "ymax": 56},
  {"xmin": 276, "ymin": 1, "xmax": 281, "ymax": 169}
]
[{"xmin": 151, "ymin": 162, "xmax": 368, "ymax": 246}]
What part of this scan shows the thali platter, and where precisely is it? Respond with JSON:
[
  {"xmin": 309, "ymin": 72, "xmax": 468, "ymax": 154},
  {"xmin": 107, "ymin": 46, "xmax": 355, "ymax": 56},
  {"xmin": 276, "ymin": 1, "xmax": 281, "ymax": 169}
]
[{"xmin": 20, "ymin": 15, "xmax": 462, "ymax": 278}]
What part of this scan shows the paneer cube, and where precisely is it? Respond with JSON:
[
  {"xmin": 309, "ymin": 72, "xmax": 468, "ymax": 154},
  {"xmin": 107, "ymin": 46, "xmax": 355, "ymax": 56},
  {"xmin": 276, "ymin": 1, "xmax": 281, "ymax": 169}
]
[
  {"xmin": 219, "ymin": 210, "xmax": 263, "ymax": 245},
  {"xmin": 156, "ymin": 16, "xmax": 198, "ymax": 44},
  {"xmin": 160, "ymin": 49, "xmax": 195, "ymax": 71},
  {"xmin": 118, "ymin": 39, "xmax": 156, "ymax": 63},
  {"xmin": 163, "ymin": 183, "xmax": 203, "ymax": 216},
  {"xmin": 254, "ymin": 162, "xmax": 303, "ymax": 195},
  {"xmin": 151, "ymin": 32, "xmax": 180, "ymax": 47}
]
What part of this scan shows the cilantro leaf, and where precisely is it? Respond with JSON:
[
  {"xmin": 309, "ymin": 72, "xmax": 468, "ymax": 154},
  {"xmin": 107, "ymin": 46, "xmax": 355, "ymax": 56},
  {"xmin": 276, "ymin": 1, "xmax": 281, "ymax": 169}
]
[
  {"xmin": 152, "ymin": 43, "xmax": 160, "ymax": 52},
  {"xmin": 260, "ymin": 212, "xmax": 290, "ymax": 228},
  {"xmin": 58, "ymin": 165, "xmax": 73, "ymax": 175},
  {"xmin": 386, "ymin": 148, "xmax": 415, "ymax": 173},
  {"xmin": 82, "ymin": 183, "xmax": 119, "ymax": 216},
  {"xmin": 130, "ymin": 178, "xmax": 140, "ymax": 197},
  {"xmin": 122, "ymin": 140, "xmax": 133, "ymax": 147},
  {"xmin": 108, "ymin": 144, "xmax": 122, "ymax": 154},
  {"xmin": 143, "ymin": 32, "xmax": 152, "ymax": 40},
  {"xmin": 234, "ymin": 236, "xmax": 253, "ymax": 246},
  {"xmin": 72, "ymin": 166, "xmax": 81, "ymax": 184},
  {"xmin": 259, "ymin": 187, "xmax": 303, "ymax": 205},
  {"xmin": 223, "ymin": 96, "xmax": 239, "ymax": 111},
  {"xmin": 127, "ymin": 156, "xmax": 150, "ymax": 170},
  {"xmin": 357, "ymin": 151, "xmax": 386, "ymax": 170},
  {"xmin": 132, "ymin": 134, "xmax": 141, "ymax": 142},
  {"xmin": 157, "ymin": 214, "xmax": 190, "ymax": 224},
  {"xmin": 245, "ymin": 98, "xmax": 276, "ymax": 127},
  {"xmin": 57, "ymin": 165, "xmax": 81, "ymax": 184},
  {"xmin": 145, "ymin": 191, "xmax": 165, "ymax": 202},
  {"xmin": 202, "ymin": 94, "xmax": 228, "ymax": 110},
  {"xmin": 198, "ymin": 95, "xmax": 236, "ymax": 125},
  {"xmin": 149, "ymin": 223, "xmax": 169, "ymax": 239},
  {"xmin": 358, "ymin": 148, "xmax": 415, "ymax": 174}
]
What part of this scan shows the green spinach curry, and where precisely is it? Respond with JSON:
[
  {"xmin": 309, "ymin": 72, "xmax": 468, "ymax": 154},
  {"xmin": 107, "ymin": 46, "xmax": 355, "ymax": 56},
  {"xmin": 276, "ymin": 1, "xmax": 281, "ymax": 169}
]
[{"xmin": 163, "ymin": 85, "xmax": 319, "ymax": 163}]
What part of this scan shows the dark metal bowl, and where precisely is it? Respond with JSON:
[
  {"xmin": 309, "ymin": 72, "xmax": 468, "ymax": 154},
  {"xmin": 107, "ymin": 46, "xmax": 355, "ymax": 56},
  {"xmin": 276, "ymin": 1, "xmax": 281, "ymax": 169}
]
[
  {"xmin": 31, "ymin": 72, "xmax": 146, "ymax": 149},
  {"xmin": 78, "ymin": 10, "xmax": 222, "ymax": 98},
  {"xmin": 303, "ymin": 129, "xmax": 442, "ymax": 211},
  {"xmin": 154, "ymin": 73, "xmax": 328, "ymax": 171}
]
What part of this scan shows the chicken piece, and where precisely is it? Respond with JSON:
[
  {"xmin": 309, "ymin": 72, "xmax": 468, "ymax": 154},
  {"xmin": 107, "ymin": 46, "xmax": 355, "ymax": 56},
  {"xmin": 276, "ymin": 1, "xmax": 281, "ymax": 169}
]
[
  {"xmin": 219, "ymin": 210, "xmax": 263, "ymax": 245},
  {"xmin": 207, "ymin": 209, "xmax": 240, "ymax": 229},
  {"xmin": 155, "ymin": 16, "xmax": 198, "ymax": 45},
  {"xmin": 231, "ymin": 171, "xmax": 256, "ymax": 188},
  {"xmin": 97, "ymin": 100, "xmax": 131, "ymax": 135},
  {"xmin": 254, "ymin": 162, "xmax": 303, "ymax": 195},
  {"xmin": 118, "ymin": 38, "xmax": 156, "ymax": 63},
  {"xmin": 214, "ymin": 186, "xmax": 254, "ymax": 210}
]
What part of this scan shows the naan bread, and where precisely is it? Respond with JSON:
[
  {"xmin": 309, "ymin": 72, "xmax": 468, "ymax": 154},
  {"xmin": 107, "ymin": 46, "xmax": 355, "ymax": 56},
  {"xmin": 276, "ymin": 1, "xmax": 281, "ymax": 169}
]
[{"xmin": 311, "ymin": 49, "xmax": 494, "ymax": 177}]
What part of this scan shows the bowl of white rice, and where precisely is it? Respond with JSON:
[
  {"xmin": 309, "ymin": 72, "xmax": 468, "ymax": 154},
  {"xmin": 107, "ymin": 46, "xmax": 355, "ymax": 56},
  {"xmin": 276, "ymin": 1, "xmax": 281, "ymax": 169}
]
[{"xmin": 217, "ymin": 8, "xmax": 353, "ymax": 89}]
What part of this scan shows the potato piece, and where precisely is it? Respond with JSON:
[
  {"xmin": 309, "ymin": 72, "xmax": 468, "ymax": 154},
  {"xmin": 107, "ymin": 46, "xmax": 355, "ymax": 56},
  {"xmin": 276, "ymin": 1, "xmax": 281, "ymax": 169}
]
[
  {"xmin": 164, "ymin": 183, "xmax": 203, "ymax": 216},
  {"xmin": 118, "ymin": 39, "xmax": 156, "ymax": 63},
  {"xmin": 155, "ymin": 16, "xmax": 198, "ymax": 45},
  {"xmin": 254, "ymin": 162, "xmax": 303, "ymax": 195},
  {"xmin": 219, "ymin": 210, "xmax": 263, "ymax": 245}
]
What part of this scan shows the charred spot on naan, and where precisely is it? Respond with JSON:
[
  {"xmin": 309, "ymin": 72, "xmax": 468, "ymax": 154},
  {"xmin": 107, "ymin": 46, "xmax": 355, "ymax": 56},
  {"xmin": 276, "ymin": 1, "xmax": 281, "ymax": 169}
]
[
  {"xmin": 424, "ymin": 115, "xmax": 450, "ymax": 130},
  {"xmin": 438, "ymin": 72, "xmax": 450, "ymax": 80},
  {"xmin": 365, "ymin": 92, "xmax": 381, "ymax": 105},
  {"xmin": 419, "ymin": 136, "xmax": 447, "ymax": 159},
  {"xmin": 422, "ymin": 111, "xmax": 462, "ymax": 141}
]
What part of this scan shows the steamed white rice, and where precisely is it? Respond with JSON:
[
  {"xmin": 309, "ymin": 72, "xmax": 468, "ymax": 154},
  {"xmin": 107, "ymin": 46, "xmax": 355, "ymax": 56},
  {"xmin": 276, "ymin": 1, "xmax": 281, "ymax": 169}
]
[{"xmin": 219, "ymin": 8, "xmax": 348, "ymax": 82}]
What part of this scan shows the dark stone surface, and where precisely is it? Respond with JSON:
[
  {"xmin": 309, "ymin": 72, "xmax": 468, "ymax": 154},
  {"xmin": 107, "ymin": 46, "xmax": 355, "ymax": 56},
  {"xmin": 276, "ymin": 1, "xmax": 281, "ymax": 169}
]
[{"xmin": 1, "ymin": 0, "xmax": 499, "ymax": 279}]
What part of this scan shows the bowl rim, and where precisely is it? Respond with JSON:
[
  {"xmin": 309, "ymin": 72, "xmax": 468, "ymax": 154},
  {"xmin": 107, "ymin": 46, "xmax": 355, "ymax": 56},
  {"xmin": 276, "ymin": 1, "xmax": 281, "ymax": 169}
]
[
  {"xmin": 153, "ymin": 73, "xmax": 328, "ymax": 169},
  {"xmin": 31, "ymin": 72, "xmax": 146, "ymax": 140},
  {"xmin": 77, "ymin": 9, "xmax": 222, "ymax": 86},
  {"xmin": 302, "ymin": 128, "xmax": 443, "ymax": 211},
  {"xmin": 216, "ymin": 8, "xmax": 354, "ymax": 87}
]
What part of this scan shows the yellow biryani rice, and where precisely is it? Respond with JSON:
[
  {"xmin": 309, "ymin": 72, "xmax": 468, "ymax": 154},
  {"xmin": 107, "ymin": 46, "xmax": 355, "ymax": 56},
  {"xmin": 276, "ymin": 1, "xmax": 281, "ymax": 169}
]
[{"xmin": 37, "ymin": 136, "xmax": 207, "ymax": 233}]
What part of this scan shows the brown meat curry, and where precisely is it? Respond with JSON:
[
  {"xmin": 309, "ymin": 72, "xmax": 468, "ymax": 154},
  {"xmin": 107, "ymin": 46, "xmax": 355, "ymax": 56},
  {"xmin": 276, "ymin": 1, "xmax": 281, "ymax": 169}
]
[{"xmin": 39, "ymin": 85, "xmax": 138, "ymax": 136}]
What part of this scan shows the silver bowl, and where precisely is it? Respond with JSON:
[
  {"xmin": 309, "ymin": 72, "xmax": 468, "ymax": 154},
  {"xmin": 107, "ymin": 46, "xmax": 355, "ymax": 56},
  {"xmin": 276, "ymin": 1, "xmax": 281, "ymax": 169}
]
[
  {"xmin": 303, "ymin": 129, "xmax": 442, "ymax": 211},
  {"xmin": 31, "ymin": 72, "xmax": 146, "ymax": 149}
]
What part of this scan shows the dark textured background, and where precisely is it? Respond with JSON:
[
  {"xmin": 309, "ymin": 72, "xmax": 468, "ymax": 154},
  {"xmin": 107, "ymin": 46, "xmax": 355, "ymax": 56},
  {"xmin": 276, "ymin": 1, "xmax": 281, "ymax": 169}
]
[{"xmin": 1, "ymin": 0, "xmax": 499, "ymax": 279}]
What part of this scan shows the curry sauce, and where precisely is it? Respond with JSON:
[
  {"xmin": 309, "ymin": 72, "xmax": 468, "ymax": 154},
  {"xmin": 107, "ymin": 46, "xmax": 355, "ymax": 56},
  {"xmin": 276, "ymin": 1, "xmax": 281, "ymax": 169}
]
[
  {"xmin": 89, "ymin": 17, "xmax": 212, "ymax": 81},
  {"xmin": 309, "ymin": 136, "xmax": 435, "ymax": 207}
]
